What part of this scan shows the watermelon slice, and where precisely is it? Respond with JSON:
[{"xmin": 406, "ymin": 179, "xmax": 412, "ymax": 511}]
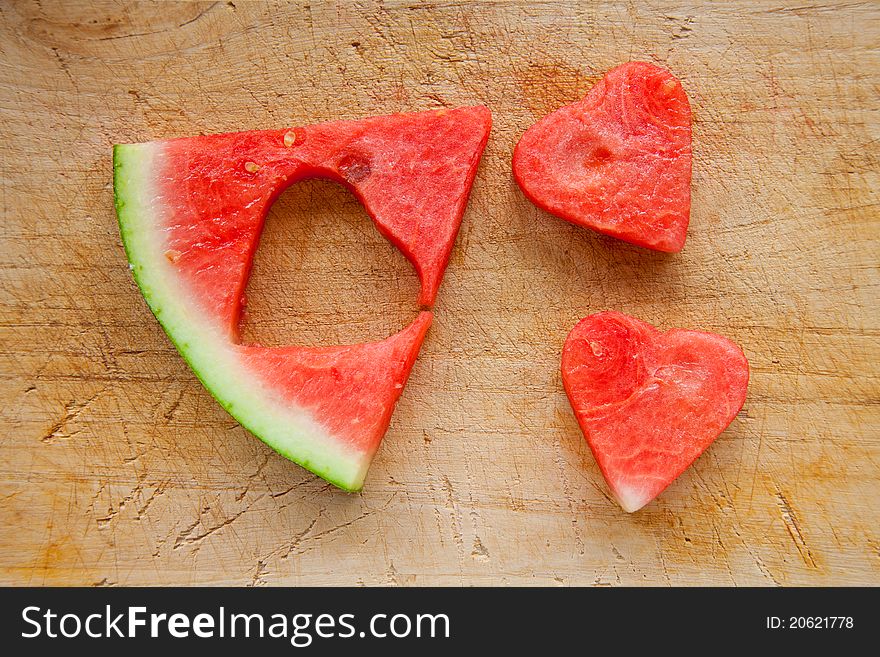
[
  {"xmin": 513, "ymin": 62, "xmax": 692, "ymax": 252},
  {"xmin": 113, "ymin": 106, "xmax": 491, "ymax": 491},
  {"xmin": 561, "ymin": 312, "xmax": 749, "ymax": 512}
]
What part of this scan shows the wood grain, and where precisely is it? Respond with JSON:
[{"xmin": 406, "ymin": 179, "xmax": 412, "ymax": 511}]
[{"xmin": 1, "ymin": 0, "xmax": 878, "ymax": 586}]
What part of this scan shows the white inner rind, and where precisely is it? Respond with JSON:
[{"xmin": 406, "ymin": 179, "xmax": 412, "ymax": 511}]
[
  {"xmin": 114, "ymin": 143, "xmax": 370, "ymax": 491},
  {"xmin": 612, "ymin": 483, "xmax": 651, "ymax": 514}
]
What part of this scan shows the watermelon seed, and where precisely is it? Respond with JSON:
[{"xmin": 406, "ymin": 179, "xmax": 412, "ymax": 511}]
[
  {"xmin": 283, "ymin": 131, "xmax": 296, "ymax": 147},
  {"xmin": 244, "ymin": 161, "xmax": 261, "ymax": 173},
  {"xmin": 164, "ymin": 249, "xmax": 181, "ymax": 263}
]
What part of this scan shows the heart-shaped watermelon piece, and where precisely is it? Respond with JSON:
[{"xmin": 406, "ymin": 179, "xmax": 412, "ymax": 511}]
[
  {"xmin": 562, "ymin": 312, "xmax": 749, "ymax": 512},
  {"xmin": 513, "ymin": 61, "xmax": 692, "ymax": 252}
]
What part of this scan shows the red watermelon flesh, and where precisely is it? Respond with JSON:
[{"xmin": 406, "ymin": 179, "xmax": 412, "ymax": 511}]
[
  {"xmin": 113, "ymin": 106, "xmax": 490, "ymax": 491},
  {"xmin": 163, "ymin": 105, "xmax": 491, "ymax": 335},
  {"xmin": 237, "ymin": 311, "xmax": 431, "ymax": 455},
  {"xmin": 561, "ymin": 312, "xmax": 748, "ymax": 512},
  {"xmin": 513, "ymin": 62, "xmax": 692, "ymax": 252}
]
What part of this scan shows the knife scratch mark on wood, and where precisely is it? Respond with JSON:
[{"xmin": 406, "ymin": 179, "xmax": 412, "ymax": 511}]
[
  {"xmin": 40, "ymin": 393, "xmax": 102, "ymax": 443},
  {"xmin": 775, "ymin": 489, "xmax": 818, "ymax": 568}
]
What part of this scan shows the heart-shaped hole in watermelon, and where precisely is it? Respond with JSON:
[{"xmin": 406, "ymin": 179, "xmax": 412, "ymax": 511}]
[{"xmin": 240, "ymin": 178, "xmax": 420, "ymax": 348}]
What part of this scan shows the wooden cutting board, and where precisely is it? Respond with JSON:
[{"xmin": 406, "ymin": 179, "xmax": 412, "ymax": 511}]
[{"xmin": 1, "ymin": 0, "xmax": 877, "ymax": 586}]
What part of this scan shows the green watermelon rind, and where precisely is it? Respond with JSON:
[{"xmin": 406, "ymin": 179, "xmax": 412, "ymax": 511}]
[{"xmin": 113, "ymin": 143, "xmax": 369, "ymax": 492}]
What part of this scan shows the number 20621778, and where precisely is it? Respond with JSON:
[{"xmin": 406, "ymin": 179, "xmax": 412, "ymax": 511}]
[{"xmin": 766, "ymin": 617, "xmax": 854, "ymax": 629}]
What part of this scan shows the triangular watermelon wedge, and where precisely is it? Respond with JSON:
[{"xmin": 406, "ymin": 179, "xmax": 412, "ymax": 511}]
[{"xmin": 113, "ymin": 106, "xmax": 490, "ymax": 491}]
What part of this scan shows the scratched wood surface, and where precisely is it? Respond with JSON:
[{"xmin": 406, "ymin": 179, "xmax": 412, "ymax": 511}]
[{"xmin": 1, "ymin": 0, "xmax": 878, "ymax": 586}]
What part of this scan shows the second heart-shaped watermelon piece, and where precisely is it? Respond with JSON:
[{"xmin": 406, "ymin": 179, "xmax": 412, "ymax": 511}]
[
  {"xmin": 514, "ymin": 61, "xmax": 692, "ymax": 252},
  {"xmin": 562, "ymin": 312, "xmax": 749, "ymax": 512}
]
